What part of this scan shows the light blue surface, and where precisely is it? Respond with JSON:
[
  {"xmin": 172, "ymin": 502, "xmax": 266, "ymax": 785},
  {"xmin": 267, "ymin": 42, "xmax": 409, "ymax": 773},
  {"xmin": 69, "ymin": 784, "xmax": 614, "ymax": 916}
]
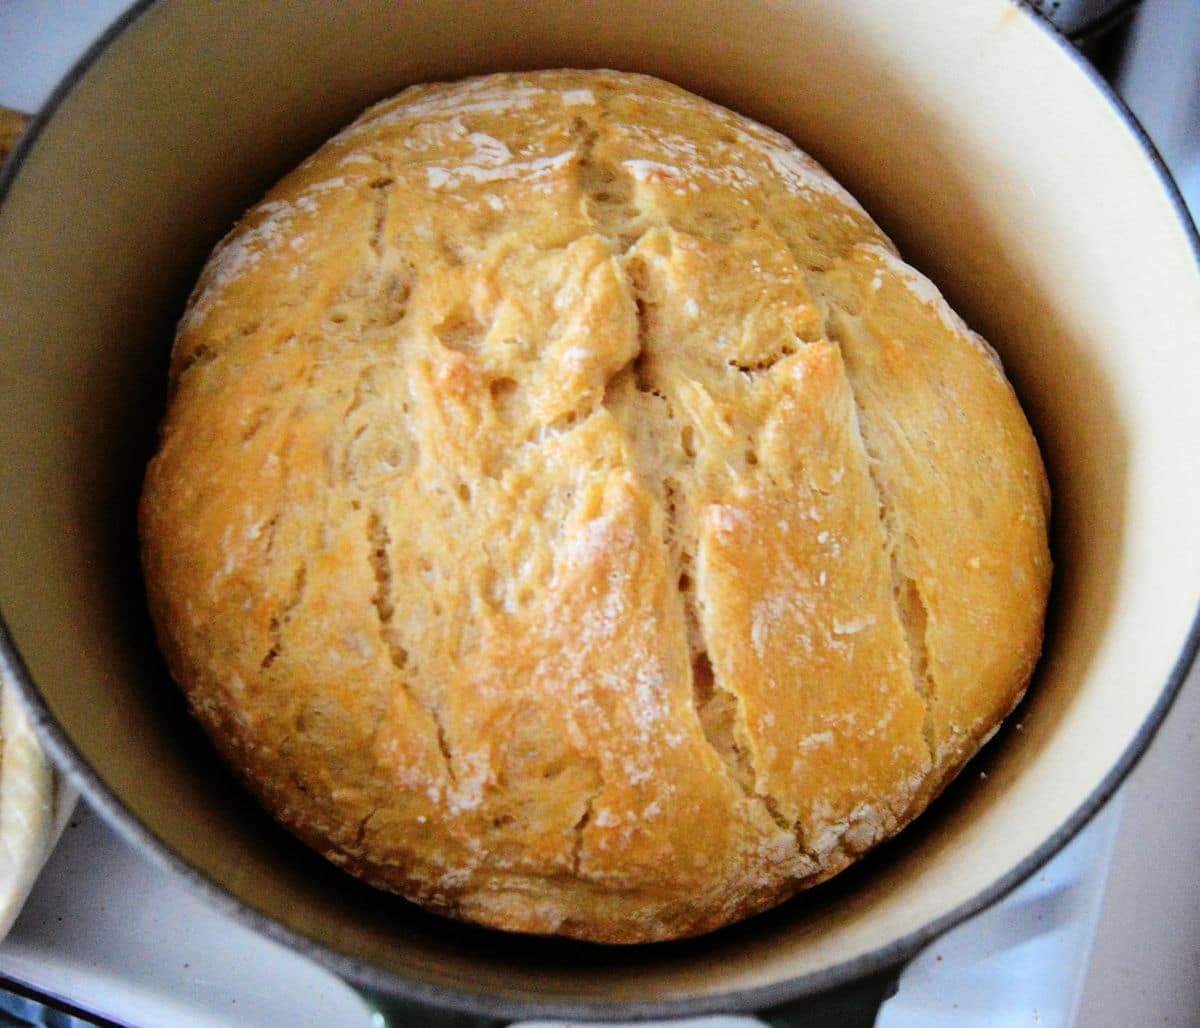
[
  {"xmin": 0, "ymin": 800, "xmax": 1124, "ymax": 1027},
  {"xmin": 0, "ymin": 0, "xmax": 136, "ymax": 116}
]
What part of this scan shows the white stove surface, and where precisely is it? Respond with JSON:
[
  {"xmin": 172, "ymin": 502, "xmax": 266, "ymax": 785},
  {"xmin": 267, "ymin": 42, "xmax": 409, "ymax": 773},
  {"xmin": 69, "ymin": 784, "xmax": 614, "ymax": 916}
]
[
  {"xmin": 2, "ymin": 2, "xmax": 1196, "ymax": 1026},
  {"xmin": 0, "ymin": 798, "xmax": 1124, "ymax": 1028}
]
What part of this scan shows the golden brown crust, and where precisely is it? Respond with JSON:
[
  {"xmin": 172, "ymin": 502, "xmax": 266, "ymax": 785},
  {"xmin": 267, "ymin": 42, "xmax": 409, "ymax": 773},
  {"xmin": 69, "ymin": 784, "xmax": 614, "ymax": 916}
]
[{"xmin": 139, "ymin": 70, "xmax": 1051, "ymax": 942}]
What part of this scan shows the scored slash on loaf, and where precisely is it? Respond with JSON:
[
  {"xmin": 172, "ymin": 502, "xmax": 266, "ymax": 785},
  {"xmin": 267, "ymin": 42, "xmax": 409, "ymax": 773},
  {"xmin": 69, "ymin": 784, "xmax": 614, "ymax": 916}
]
[{"xmin": 140, "ymin": 70, "xmax": 1050, "ymax": 943}]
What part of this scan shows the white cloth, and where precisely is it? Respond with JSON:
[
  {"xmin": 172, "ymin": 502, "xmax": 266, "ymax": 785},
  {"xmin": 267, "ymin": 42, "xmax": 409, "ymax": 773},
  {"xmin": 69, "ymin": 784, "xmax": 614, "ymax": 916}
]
[{"xmin": 0, "ymin": 669, "xmax": 76, "ymax": 939}]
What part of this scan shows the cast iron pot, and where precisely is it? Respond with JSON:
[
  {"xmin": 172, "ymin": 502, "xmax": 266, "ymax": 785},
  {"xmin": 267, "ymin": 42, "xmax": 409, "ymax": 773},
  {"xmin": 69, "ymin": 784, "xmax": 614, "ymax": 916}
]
[{"xmin": 1, "ymin": 1, "xmax": 1198, "ymax": 1024}]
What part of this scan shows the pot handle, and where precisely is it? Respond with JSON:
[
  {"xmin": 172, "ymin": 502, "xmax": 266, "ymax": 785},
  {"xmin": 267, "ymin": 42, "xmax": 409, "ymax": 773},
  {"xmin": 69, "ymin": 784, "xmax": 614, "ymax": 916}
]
[
  {"xmin": 356, "ymin": 961, "xmax": 902, "ymax": 1027},
  {"xmin": 756, "ymin": 964, "xmax": 902, "ymax": 1028},
  {"xmin": 357, "ymin": 988, "xmax": 508, "ymax": 1028}
]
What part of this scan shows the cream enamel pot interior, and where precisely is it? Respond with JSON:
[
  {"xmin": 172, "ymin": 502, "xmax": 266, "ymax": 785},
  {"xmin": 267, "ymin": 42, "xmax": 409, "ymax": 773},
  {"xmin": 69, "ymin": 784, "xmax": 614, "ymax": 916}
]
[{"xmin": 0, "ymin": 1, "xmax": 1197, "ymax": 1024}]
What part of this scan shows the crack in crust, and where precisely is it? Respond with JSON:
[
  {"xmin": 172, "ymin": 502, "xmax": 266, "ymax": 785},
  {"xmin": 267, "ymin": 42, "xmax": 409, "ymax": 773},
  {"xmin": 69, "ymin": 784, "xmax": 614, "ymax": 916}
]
[
  {"xmin": 822, "ymin": 312, "xmax": 939, "ymax": 770},
  {"xmin": 794, "ymin": 252, "xmax": 941, "ymax": 775},
  {"xmin": 353, "ymin": 807, "xmax": 380, "ymax": 850},
  {"xmin": 365, "ymin": 508, "xmax": 406, "ymax": 668},
  {"xmin": 172, "ymin": 343, "xmax": 217, "ymax": 385},
  {"xmin": 573, "ymin": 111, "xmax": 643, "ymax": 252},
  {"xmin": 571, "ymin": 796, "xmax": 595, "ymax": 875},
  {"xmin": 597, "ymin": 171, "xmax": 939, "ymax": 859},
  {"xmin": 892, "ymin": 556, "xmax": 937, "ymax": 758},
  {"xmin": 367, "ymin": 167, "xmax": 394, "ymax": 259},
  {"xmin": 570, "ymin": 119, "xmax": 799, "ymax": 847},
  {"xmin": 365, "ymin": 503, "xmax": 457, "ymax": 784},
  {"xmin": 259, "ymin": 562, "xmax": 307, "ymax": 671},
  {"xmin": 598, "ymin": 184, "xmax": 804, "ymax": 843}
]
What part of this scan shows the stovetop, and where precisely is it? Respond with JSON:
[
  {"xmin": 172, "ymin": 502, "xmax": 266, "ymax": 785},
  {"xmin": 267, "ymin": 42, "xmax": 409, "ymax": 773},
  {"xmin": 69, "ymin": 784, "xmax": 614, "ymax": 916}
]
[{"xmin": 0, "ymin": 799, "xmax": 1125, "ymax": 1027}]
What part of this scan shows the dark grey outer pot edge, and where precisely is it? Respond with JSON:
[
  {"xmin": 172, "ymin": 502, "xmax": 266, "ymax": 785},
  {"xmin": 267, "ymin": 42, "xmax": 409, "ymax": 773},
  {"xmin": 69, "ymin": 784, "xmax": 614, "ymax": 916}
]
[
  {"xmin": 1, "ymin": 0, "xmax": 1198, "ymax": 1021},
  {"xmin": 1060, "ymin": 0, "xmax": 1144, "ymax": 40}
]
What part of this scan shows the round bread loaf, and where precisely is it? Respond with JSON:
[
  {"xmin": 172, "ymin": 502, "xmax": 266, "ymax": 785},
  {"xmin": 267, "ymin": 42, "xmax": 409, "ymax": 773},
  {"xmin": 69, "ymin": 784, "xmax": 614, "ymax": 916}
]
[{"xmin": 140, "ymin": 70, "xmax": 1051, "ymax": 943}]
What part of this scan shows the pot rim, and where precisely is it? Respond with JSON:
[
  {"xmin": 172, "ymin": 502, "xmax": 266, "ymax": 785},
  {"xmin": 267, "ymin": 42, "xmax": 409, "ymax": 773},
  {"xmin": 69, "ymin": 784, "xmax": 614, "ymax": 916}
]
[{"xmin": 1, "ymin": 0, "xmax": 1197, "ymax": 1019}]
